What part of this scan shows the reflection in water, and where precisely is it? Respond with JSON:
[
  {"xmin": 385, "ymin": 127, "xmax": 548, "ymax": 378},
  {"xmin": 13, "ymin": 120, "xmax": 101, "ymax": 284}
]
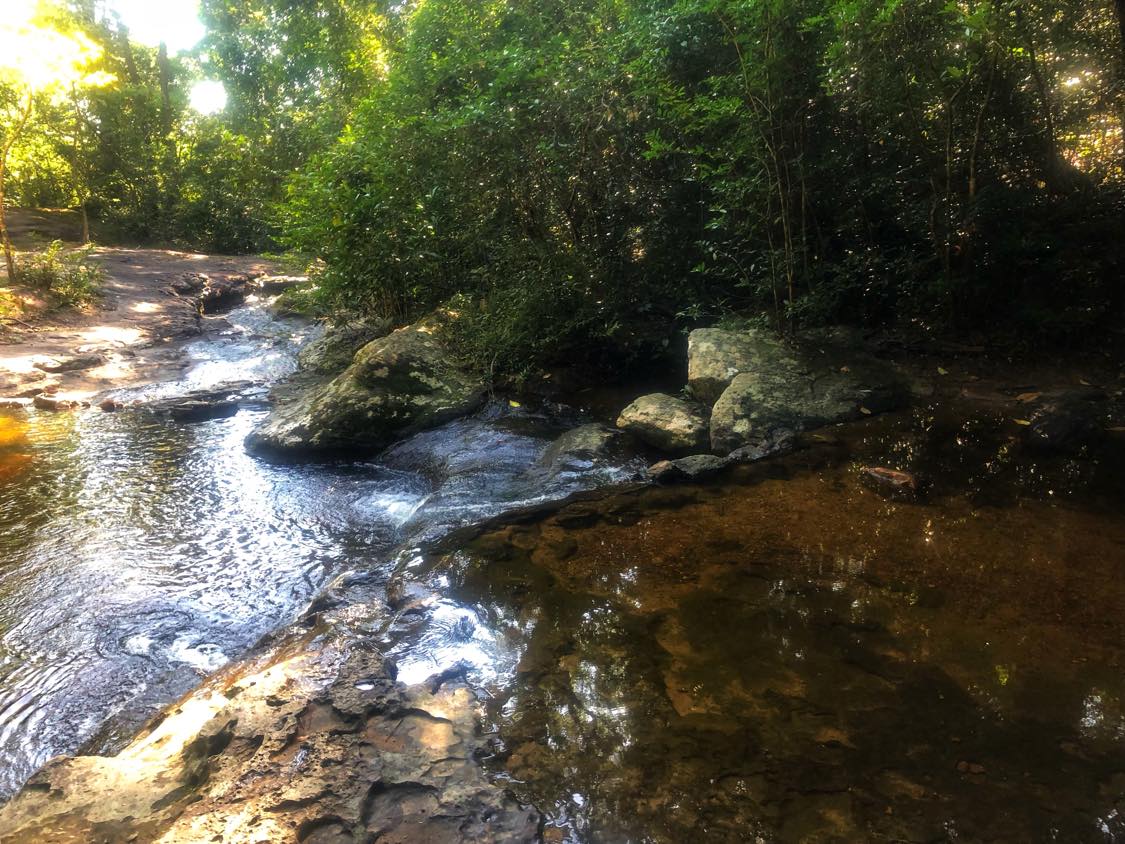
[
  {"xmin": 0, "ymin": 303, "xmax": 638, "ymax": 801},
  {"xmin": 411, "ymin": 409, "xmax": 1125, "ymax": 842}
]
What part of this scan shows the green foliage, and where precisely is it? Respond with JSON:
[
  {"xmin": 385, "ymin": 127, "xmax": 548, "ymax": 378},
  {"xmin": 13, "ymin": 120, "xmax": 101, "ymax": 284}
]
[
  {"xmin": 16, "ymin": 240, "xmax": 104, "ymax": 306},
  {"xmin": 270, "ymin": 282, "xmax": 330, "ymax": 320},
  {"xmin": 4, "ymin": 0, "xmax": 1123, "ymax": 365}
]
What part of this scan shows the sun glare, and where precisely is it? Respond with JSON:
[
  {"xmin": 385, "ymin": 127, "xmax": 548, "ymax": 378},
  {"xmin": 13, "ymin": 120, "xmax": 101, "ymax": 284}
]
[{"xmin": 189, "ymin": 80, "xmax": 228, "ymax": 115}]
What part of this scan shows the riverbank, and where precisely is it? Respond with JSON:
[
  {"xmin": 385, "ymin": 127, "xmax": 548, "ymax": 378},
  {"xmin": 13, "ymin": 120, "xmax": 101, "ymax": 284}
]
[{"xmin": 0, "ymin": 248, "xmax": 282, "ymax": 403}]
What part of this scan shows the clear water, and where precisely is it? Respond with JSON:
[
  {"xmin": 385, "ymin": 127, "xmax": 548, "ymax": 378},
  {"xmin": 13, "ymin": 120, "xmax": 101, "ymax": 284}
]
[
  {"xmin": 0, "ymin": 302, "xmax": 639, "ymax": 800},
  {"xmin": 403, "ymin": 409, "xmax": 1125, "ymax": 843}
]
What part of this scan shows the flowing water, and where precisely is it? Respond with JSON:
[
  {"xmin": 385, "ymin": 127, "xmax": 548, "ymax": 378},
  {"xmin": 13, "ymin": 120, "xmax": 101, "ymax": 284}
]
[
  {"xmin": 0, "ymin": 300, "xmax": 640, "ymax": 800},
  {"xmin": 2, "ymin": 298, "xmax": 1124, "ymax": 842}
]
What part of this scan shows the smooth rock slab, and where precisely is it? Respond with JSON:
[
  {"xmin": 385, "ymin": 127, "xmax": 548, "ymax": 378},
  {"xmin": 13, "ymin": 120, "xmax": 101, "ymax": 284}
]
[
  {"xmin": 688, "ymin": 327, "xmax": 781, "ymax": 405},
  {"xmin": 616, "ymin": 393, "xmax": 709, "ymax": 454}
]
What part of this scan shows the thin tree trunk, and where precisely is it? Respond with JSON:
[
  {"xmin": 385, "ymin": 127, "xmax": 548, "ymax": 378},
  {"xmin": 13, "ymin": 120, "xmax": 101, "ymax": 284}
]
[
  {"xmin": 1116, "ymin": 0, "xmax": 1125, "ymax": 61},
  {"xmin": 1, "ymin": 93, "xmax": 35, "ymax": 282}
]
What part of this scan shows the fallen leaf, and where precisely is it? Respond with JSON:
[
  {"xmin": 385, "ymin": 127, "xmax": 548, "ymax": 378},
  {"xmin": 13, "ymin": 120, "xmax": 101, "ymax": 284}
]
[
  {"xmin": 937, "ymin": 367, "xmax": 949, "ymax": 376},
  {"xmin": 1079, "ymin": 379, "xmax": 1092, "ymax": 386},
  {"xmin": 1016, "ymin": 392, "xmax": 1041, "ymax": 403},
  {"xmin": 1013, "ymin": 419, "xmax": 1032, "ymax": 426},
  {"xmin": 508, "ymin": 400, "xmax": 522, "ymax": 408},
  {"xmin": 840, "ymin": 365, "xmax": 851, "ymax": 373},
  {"xmin": 859, "ymin": 406, "xmax": 872, "ymax": 415}
]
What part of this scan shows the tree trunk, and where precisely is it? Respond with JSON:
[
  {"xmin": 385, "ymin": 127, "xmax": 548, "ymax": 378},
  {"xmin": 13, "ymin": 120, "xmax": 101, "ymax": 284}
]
[
  {"xmin": 0, "ymin": 93, "xmax": 35, "ymax": 283},
  {"xmin": 0, "ymin": 159, "xmax": 13, "ymax": 284},
  {"xmin": 158, "ymin": 42, "xmax": 173, "ymax": 137},
  {"xmin": 1116, "ymin": 0, "xmax": 1125, "ymax": 61}
]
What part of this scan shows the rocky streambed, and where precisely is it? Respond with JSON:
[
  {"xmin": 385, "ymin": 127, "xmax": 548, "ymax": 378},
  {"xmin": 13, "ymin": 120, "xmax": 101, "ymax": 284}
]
[{"xmin": 0, "ymin": 298, "xmax": 1123, "ymax": 842}]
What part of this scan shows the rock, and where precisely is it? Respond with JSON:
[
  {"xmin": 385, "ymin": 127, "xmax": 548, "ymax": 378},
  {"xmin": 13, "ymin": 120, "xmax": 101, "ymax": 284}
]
[
  {"xmin": 247, "ymin": 317, "xmax": 486, "ymax": 456},
  {"xmin": 701, "ymin": 329, "xmax": 904, "ymax": 454},
  {"xmin": 1023, "ymin": 389, "xmax": 1106, "ymax": 454},
  {"xmin": 169, "ymin": 272, "xmax": 207, "ymax": 295},
  {"xmin": 131, "ymin": 384, "xmax": 255, "ymax": 423},
  {"xmin": 861, "ymin": 467, "xmax": 921, "ymax": 501},
  {"xmin": 297, "ymin": 318, "xmax": 393, "ymax": 375},
  {"xmin": 186, "ymin": 273, "xmax": 257, "ymax": 314},
  {"xmin": 98, "ymin": 398, "xmax": 120, "ymax": 412},
  {"xmin": 0, "ymin": 626, "xmax": 538, "ymax": 843},
  {"xmin": 616, "ymin": 393, "xmax": 709, "ymax": 454},
  {"xmin": 167, "ymin": 399, "xmax": 241, "ymax": 423},
  {"xmin": 32, "ymin": 353, "xmax": 105, "ymax": 373},
  {"xmin": 0, "ymin": 398, "xmax": 30, "ymax": 410},
  {"xmin": 648, "ymin": 453, "xmax": 730, "ymax": 483},
  {"xmin": 539, "ymin": 423, "xmax": 621, "ymax": 470},
  {"xmin": 728, "ymin": 428, "xmax": 797, "ymax": 463},
  {"xmin": 688, "ymin": 327, "xmax": 774, "ymax": 405},
  {"xmin": 32, "ymin": 395, "xmax": 87, "ymax": 412}
]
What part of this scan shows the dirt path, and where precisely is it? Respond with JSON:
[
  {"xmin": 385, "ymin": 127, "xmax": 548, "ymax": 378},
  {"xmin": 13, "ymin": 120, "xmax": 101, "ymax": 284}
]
[{"xmin": 0, "ymin": 248, "xmax": 281, "ymax": 402}]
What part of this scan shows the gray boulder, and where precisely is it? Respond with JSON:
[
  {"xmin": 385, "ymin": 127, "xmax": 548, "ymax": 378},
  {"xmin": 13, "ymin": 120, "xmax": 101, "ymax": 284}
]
[
  {"xmin": 297, "ymin": 318, "xmax": 393, "ymax": 375},
  {"xmin": 616, "ymin": 393, "xmax": 709, "ymax": 454},
  {"xmin": 688, "ymin": 327, "xmax": 778, "ymax": 405},
  {"xmin": 247, "ymin": 317, "xmax": 485, "ymax": 456},
  {"xmin": 696, "ymin": 328, "xmax": 904, "ymax": 454}
]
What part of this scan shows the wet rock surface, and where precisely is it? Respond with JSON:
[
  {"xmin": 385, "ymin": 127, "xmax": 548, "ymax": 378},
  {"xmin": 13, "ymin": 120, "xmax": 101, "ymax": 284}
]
[
  {"xmin": 248, "ymin": 317, "xmax": 485, "ymax": 457},
  {"xmin": 647, "ymin": 453, "xmax": 730, "ymax": 483},
  {"xmin": 539, "ymin": 423, "xmax": 622, "ymax": 471},
  {"xmin": 0, "ymin": 624, "xmax": 538, "ymax": 844},
  {"xmin": 616, "ymin": 392, "xmax": 709, "ymax": 454}
]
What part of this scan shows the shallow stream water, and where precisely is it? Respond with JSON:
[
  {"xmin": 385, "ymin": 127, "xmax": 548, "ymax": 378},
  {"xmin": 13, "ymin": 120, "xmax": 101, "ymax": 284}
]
[
  {"xmin": 0, "ymin": 300, "xmax": 638, "ymax": 800},
  {"xmin": 407, "ymin": 407, "xmax": 1125, "ymax": 842},
  {"xmin": 1, "ymin": 299, "xmax": 1123, "ymax": 842}
]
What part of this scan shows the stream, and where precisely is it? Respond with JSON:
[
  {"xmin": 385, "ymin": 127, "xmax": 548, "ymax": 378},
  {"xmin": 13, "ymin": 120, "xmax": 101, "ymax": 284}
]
[
  {"xmin": 1, "ymin": 298, "xmax": 1124, "ymax": 842},
  {"xmin": 0, "ymin": 299, "xmax": 639, "ymax": 801}
]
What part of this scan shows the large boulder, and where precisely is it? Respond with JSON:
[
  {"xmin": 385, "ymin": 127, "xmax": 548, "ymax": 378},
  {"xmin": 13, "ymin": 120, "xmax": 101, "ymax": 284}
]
[
  {"xmin": 699, "ymin": 328, "xmax": 904, "ymax": 454},
  {"xmin": 247, "ymin": 317, "xmax": 485, "ymax": 456},
  {"xmin": 688, "ymin": 327, "xmax": 778, "ymax": 405},
  {"xmin": 297, "ymin": 318, "xmax": 393, "ymax": 375},
  {"xmin": 616, "ymin": 393, "xmax": 709, "ymax": 454}
]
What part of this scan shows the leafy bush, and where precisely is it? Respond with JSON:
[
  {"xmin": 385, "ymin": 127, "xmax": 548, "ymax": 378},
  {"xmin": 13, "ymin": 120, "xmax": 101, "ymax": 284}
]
[{"xmin": 16, "ymin": 241, "xmax": 105, "ymax": 307}]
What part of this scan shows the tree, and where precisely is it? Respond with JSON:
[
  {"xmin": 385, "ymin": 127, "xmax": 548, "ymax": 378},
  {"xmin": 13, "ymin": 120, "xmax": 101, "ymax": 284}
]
[{"xmin": 0, "ymin": 1, "xmax": 112, "ymax": 279}]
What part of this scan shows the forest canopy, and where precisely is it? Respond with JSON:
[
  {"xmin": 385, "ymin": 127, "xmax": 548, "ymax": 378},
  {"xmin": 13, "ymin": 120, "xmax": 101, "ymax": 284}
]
[{"xmin": 2, "ymin": 0, "xmax": 1123, "ymax": 371}]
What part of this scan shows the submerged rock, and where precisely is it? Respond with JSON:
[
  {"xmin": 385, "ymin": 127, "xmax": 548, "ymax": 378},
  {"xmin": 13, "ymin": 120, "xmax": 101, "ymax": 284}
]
[
  {"xmin": 648, "ymin": 453, "xmax": 730, "ymax": 483},
  {"xmin": 539, "ymin": 423, "xmax": 621, "ymax": 471},
  {"xmin": 616, "ymin": 393, "xmax": 709, "ymax": 454},
  {"xmin": 247, "ymin": 317, "xmax": 486, "ymax": 456},
  {"xmin": 697, "ymin": 328, "xmax": 904, "ymax": 454},
  {"xmin": 1023, "ymin": 389, "xmax": 1106, "ymax": 454}
]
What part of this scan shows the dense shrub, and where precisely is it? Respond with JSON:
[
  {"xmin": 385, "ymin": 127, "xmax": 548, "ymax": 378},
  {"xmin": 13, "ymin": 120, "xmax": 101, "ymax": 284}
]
[{"xmin": 16, "ymin": 241, "xmax": 105, "ymax": 306}]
